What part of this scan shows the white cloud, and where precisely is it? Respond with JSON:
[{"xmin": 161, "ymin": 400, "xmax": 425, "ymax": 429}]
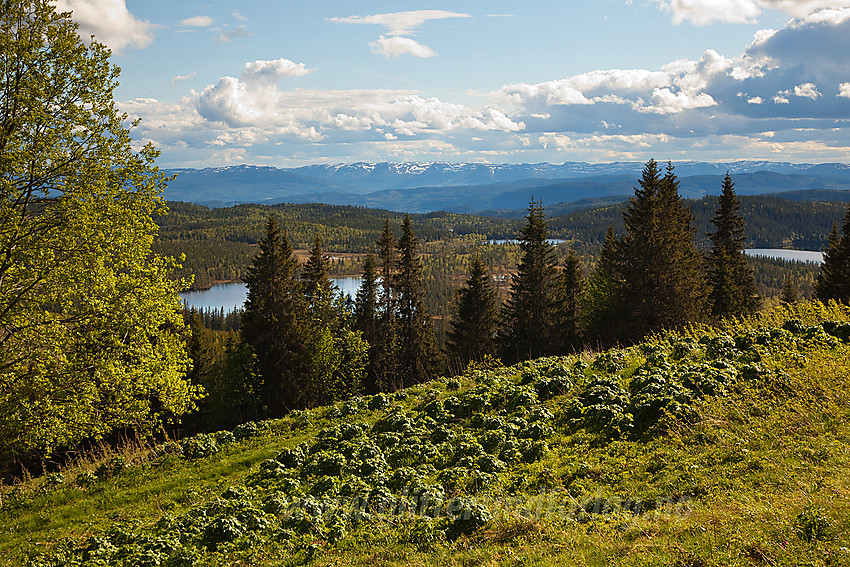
[
  {"xmin": 648, "ymin": 88, "xmax": 717, "ymax": 113},
  {"xmin": 55, "ymin": 0, "xmax": 154, "ymax": 52},
  {"xmin": 329, "ymin": 10, "xmax": 470, "ymax": 35},
  {"xmin": 793, "ymin": 82, "xmax": 822, "ymax": 98},
  {"xmin": 658, "ymin": 0, "xmax": 850, "ymax": 24},
  {"xmin": 180, "ymin": 16, "xmax": 213, "ymax": 27},
  {"xmin": 662, "ymin": 0, "xmax": 763, "ymax": 25},
  {"xmin": 232, "ymin": 12, "xmax": 248, "ymax": 22},
  {"xmin": 216, "ymin": 26, "xmax": 252, "ymax": 43},
  {"xmin": 369, "ymin": 36, "xmax": 436, "ymax": 58},
  {"xmin": 242, "ymin": 59, "xmax": 313, "ymax": 83},
  {"xmin": 124, "ymin": 5, "xmax": 850, "ymax": 167},
  {"xmin": 172, "ymin": 72, "xmax": 197, "ymax": 85}
]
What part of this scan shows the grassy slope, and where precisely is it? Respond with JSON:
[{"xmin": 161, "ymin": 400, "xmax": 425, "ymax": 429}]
[{"xmin": 2, "ymin": 302, "xmax": 850, "ymax": 567}]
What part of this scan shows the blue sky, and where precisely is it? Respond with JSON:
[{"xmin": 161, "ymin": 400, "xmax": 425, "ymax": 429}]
[{"xmin": 60, "ymin": 0, "xmax": 850, "ymax": 167}]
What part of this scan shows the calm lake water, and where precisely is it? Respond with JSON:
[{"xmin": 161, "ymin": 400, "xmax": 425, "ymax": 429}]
[
  {"xmin": 744, "ymin": 249, "xmax": 823, "ymax": 264},
  {"xmin": 484, "ymin": 239, "xmax": 566, "ymax": 245},
  {"xmin": 180, "ymin": 276, "xmax": 363, "ymax": 313}
]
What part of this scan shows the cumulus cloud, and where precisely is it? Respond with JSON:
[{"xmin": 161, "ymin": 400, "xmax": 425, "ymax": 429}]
[
  {"xmin": 125, "ymin": 6, "xmax": 850, "ymax": 166},
  {"xmin": 662, "ymin": 0, "xmax": 763, "ymax": 25},
  {"xmin": 657, "ymin": 0, "xmax": 850, "ymax": 24},
  {"xmin": 180, "ymin": 16, "xmax": 213, "ymax": 27},
  {"xmin": 370, "ymin": 36, "xmax": 436, "ymax": 58},
  {"xmin": 241, "ymin": 59, "xmax": 314, "ymax": 83},
  {"xmin": 329, "ymin": 10, "xmax": 471, "ymax": 35},
  {"xmin": 55, "ymin": 0, "xmax": 154, "ymax": 52}
]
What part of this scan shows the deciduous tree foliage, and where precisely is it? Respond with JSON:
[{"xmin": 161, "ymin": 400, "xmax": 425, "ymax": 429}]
[{"xmin": 0, "ymin": 0, "xmax": 199, "ymax": 462}]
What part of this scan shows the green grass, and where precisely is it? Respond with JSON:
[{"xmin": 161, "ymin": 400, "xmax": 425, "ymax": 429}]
[{"xmin": 2, "ymin": 301, "xmax": 850, "ymax": 566}]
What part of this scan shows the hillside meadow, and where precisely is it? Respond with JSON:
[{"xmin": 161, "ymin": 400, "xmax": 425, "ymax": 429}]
[{"xmin": 2, "ymin": 301, "xmax": 849, "ymax": 566}]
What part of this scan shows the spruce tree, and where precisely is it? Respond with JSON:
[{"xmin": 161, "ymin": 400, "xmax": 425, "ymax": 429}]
[
  {"xmin": 618, "ymin": 160, "xmax": 707, "ymax": 340},
  {"xmin": 354, "ymin": 253, "xmax": 381, "ymax": 393},
  {"xmin": 499, "ymin": 198, "xmax": 563, "ymax": 363},
  {"xmin": 815, "ymin": 204, "xmax": 850, "ymax": 302},
  {"xmin": 373, "ymin": 220, "xmax": 399, "ymax": 391},
  {"xmin": 558, "ymin": 248, "xmax": 584, "ymax": 351},
  {"xmin": 394, "ymin": 214, "xmax": 434, "ymax": 387},
  {"xmin": 447, "ymin": 252, "xmax": 499, "ymax": 368},
  {"xmin": 302, "ymin": 236, "xmax": 336, "ymax": 329},
  {"xmin": 707, "ymin": 173, "xmax": 760, "ymax": 317},
  {"xmin": 581, "ymin": 226, "xmax": 625, "ymax": 345},
  {"xmin": 242, "ymin": 216, "xmax": 306, "ymax": 414},
  {"xmin": 780, "ymin": 277, "xmax": 800, "ymax": 306}
]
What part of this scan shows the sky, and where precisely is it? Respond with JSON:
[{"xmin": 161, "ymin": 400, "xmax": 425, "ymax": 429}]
[{"xmin": 59, "ymin": 0, "xmax": 850, "ymax": 168}]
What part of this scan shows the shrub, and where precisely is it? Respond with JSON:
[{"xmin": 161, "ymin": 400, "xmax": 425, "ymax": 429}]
[
  {"xmin": 794, "ymin": 504, "xmax": 832, "ymax": 542},
  {"xmin": 276, "ymin": 446, "xmax": 306, "ymax": 469},
  {"xmin": 233, "ymin": 421, "xmax": 262, "ymax": 441},
  {"xmin": 534, "ymin": 376, "xmax": 571, "ymax": 400},
  {"xmin": 213, "ymin": 430, "xmax": 236, "ymax": 445},
  {"xmin": 367, "ymin": 393, "xmax": 390, "ymax": 410},
  {"xmin": 445, "ymin": 496, "xmax": 491, "ymax": 539},
  {"xmin": 304, "ymin": 451, "xmax": 346, "ymax": 477},
  {"xmin": 179, "ymin": 434, "xmax": 219, "ymax": 460},
  {"xmin": 95, "ymin": 456, "xmax": 128, "ymax": 479}
]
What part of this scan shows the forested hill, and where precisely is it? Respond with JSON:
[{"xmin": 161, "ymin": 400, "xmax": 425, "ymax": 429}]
[
  {"xmin": 153, "ymin": 195, "xmax": 843, "ymax": 293},
  {"xmin": 156, "ymin": 193, "xmax": 846, "ymax": 253}
]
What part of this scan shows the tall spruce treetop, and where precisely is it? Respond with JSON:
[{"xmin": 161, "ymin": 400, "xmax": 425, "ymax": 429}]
[
  {"xmin": 377, "ymin": 219, "xmax": 397, "ymax": 320},
  {"xmin": 815, "ymin": 203, "xmax": 850, "ymax": 302},
  {"xmin": 302, "ymin": 236, "xmax": 337, "ymax": 328},
  {"xmin": 558, "ymin": 248, "xmax": 584, "ymax": 351},
  {"xmin": 618, "ymin": 160, "xmax": 707, "ymax": 340},
  {"xmin": 447, "ymin": 252, "xmax": 499, "ymax": 367},
  {"xmin": 354, "ymin": 253, "xmax": 379, "ymax": 342},
  {"xmin": 707, "ymin": 173, "xmax": 759, "ymax": 317},
  {"xmin": 500, "ymin": 198, "xmax": 562, "ymax": 362},
  {"xmin": 394, "ymin": 214, "xmax": 433, "ymax": 387},
  {"xmin": 0, "ymin": 0, "xmax": 198, "ymax": 461},
  {"xmin": 242, "ymin": 216, "xmax": 306, "ymax": 414},
  {"xmin": 581, "ymin": 226, "xmax": 626, "ymax": 345}
]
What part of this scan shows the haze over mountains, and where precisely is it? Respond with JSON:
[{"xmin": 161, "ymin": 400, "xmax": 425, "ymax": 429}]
[{"xmin": 162, "ymin": 161, "xmax": 850, "ymax": 213}]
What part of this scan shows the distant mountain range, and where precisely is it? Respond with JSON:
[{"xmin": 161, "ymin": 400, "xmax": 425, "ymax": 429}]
[{"xmin": 162, "ymin": 161, "xmax": 850, "ymax": 213}]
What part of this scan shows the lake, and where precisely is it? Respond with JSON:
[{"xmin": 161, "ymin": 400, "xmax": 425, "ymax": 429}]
[
  {"xmin": 180, "ymin": 276, "xmax": 363, "ymax": 313},
  {"xmin": 484, "ymin": 239, "xmax": 566, "ymax": 245},
  {"xmin": 743, "ymin": 249, "xmax": 824, "ymax": 264}
]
